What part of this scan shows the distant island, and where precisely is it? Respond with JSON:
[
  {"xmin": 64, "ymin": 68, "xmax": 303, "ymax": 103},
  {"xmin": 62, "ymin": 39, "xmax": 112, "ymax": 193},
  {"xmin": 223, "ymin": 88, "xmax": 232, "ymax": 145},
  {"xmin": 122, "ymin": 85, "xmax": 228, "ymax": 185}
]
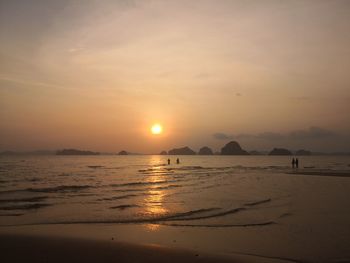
[
  {"xmin": 221, "ymin": 141, "xmax": 249, "ymax": 155},
  {"xmin": 168, "ymin": 146, "xmax": 196, "ymax": 155},
  {"xmin": 56, "ymin": 149, "xmax": 100, "ymax": 155},
  {"xmin": 198, "ymin": 146, "xmax": 213, "ymax": 155},
  {"xmin": 268, "ymin": 148, "xmax": 292, "ymax": 156},
  {"xmin": 1, "ymin": 141, "xmax": 349, "ymax": 156},
  {"xmin": 167, "ymin": 141, "xmax": 249, "ymax": 155}
]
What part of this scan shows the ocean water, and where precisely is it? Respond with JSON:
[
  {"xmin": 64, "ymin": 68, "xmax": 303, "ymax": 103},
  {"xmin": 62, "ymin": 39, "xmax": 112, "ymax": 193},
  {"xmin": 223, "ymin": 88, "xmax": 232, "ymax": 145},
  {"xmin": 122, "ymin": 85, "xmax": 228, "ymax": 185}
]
[{"xmin": 0, "ymin": 155, "xmax": 349, "ymax": 228}]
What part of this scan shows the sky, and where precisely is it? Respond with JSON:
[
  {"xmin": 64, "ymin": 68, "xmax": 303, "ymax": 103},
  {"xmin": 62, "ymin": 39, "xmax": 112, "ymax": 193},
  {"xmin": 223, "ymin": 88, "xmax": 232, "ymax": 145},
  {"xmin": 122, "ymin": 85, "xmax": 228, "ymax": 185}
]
[{"xmin": 0, "ymin": 0, "xmax": 350, "ymax": 153}]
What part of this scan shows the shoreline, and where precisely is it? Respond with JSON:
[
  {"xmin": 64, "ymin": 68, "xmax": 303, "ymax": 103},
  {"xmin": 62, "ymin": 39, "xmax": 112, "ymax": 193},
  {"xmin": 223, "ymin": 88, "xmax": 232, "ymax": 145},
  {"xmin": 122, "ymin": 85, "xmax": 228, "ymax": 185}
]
[{"xmin": 286, "ymin": 169, "xmax": 350, "ymax": 177}]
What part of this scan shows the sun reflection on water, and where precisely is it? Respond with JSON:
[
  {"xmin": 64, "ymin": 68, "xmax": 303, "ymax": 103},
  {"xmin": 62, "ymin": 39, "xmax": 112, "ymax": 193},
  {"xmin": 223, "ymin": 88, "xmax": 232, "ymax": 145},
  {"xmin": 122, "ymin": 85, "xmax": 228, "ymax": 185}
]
[{"xmin": 144, "ymin": 156, "xmax": 168, "ymax": 231}]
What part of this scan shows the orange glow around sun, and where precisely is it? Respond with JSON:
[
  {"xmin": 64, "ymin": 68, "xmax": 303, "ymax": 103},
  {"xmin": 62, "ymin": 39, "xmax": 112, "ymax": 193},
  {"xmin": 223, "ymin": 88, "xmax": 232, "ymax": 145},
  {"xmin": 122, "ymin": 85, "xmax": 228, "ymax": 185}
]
[{"xmin": 151, "ymin": 124, "xmax": 163, "ymax": 135}]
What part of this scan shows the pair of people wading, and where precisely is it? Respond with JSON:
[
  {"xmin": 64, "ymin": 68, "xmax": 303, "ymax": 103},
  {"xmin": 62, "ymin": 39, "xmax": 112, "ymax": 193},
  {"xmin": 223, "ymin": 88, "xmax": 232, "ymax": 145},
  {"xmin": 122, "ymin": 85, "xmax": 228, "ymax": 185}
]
[
  {"xmin": 292, "ymin": 158, "xmax": 299, "ymax": 168},
  {"xmin": 167, "ymin": 158, "xmax": 180, "ymax": 165}
]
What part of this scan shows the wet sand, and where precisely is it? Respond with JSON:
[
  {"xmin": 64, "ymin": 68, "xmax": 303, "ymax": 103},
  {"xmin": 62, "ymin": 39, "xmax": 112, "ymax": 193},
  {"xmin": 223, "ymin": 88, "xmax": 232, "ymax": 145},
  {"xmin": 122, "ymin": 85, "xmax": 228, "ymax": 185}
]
[
  {"xmin": 0, "ymin": 225, "xmax": 295, "ymax": 263},
  {"xmin": 0, "ymin": 234, "xmax": 236, "ymax": 263}
]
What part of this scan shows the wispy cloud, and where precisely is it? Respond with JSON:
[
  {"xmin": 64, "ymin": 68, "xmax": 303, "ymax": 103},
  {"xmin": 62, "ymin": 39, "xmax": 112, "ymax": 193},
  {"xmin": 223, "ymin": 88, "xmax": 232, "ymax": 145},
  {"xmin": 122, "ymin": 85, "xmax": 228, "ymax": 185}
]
[{"xmin": 0, "ymin": 75, "xmax": 63, "ymax": 90}]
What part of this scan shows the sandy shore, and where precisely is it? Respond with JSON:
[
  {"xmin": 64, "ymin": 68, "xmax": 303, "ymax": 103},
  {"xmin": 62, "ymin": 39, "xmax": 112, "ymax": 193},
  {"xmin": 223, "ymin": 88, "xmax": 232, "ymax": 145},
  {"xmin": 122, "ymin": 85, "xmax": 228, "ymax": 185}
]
[
  {"xmin": 0, "ymin": 225, "xmax": 294, "ymax": 263},
  {"xmin": 0, "ymin": 233, "xmax": 238, "ymax": 263}
]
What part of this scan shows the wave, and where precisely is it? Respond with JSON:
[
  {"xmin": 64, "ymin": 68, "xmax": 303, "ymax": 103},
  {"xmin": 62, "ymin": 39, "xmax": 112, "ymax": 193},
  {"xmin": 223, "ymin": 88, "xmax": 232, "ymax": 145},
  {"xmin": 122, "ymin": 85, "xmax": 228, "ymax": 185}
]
[
  {"xmin": 109, "ymin": 180, "xmax": 173, "ymax": 188},
  {"xmin": 177, "ymin": 166, "xmax": 204, "ymax": 170},
  {"xmin": 103, "ymin": 167, "xmax": 125, "ymax": 170},
  {"xmin": 66, "ymin": 193, "xmax": 97, "ymax": 197},
  {"xmin": 58, "ymin": 173, "xmax": 73, "ymax": 177},
  {"xmin": 113, "ymin": 188, "xmax": 145, "ymax": 193},
  {"xmin": 12, "ymin": 206, "xmax": 251, "ymax": 226},
  {"xmin": 279, "ymin": 213, "xmax": 292, "ymax": 218},
  {"xmin": 0, "ymin": 203, "xmax": 52, "ymax": 211},
  {"xmin": 244, "ymin": 198, "xmax": 271, "ymax": 206},
  {"xmin": 228, "ymin": 251, "xmax": 304, "ymax": 263},
  {"xmin": 110, "ymin": 204, "xmax": 140, "ymax": 210},
  {"xmin": 97, "ymin": 194, "xmax": 138, "ymax": 201},
  {"xmin": 138, "ymin": 168, "xmax": 174, "ymax": 174},
  {"xmin": 87, "ymin": 165, "xmax": 104, "ymax": 169},
  {"xmin": 138, "ymin": 166, "xmax": 205, "ymax": 174},
  {"xmin": 138, "ymin": 171, "xmax": 174, "ymax": 176},
  {"xmin": 0, "ymin": 213, "xmax": 24, "ymax": 217},
  {"xmin": 153, "ymin": 184, "xmax": 182, "ymax": 190},
  {"xmin": 0, "ymin": 185, "xmax": 93, "ymax": 195},
  {"xmin": 26, "ymin": 178, "xmax": 41, "ymax": 182},
  {"xmin": 287, "ymin": 170, "xmax": 350, "ymax": 177},
  {"xmin": 159, "ymin": 208, "xmax": 219, "ymax": 220},
  {"xmin": 162, "ymin": 221, "xmax": 276, "ymax": 227},
  {"xmin": 168, "ymin": 207, "xmax": 246, "ymax": 221},
  {"xmin": 28, "ymin": 185, "xmax": 92, "ymax": 193},
  {"xmin": 0, "ymin": 196, "xmax": 48, "ymax": 203}
]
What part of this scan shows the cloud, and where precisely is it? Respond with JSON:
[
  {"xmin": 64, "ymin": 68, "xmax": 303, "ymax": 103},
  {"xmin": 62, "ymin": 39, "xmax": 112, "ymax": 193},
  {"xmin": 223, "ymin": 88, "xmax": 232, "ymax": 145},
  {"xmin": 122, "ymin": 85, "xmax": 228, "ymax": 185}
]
[
  {"xmin": 212, "ymin": 133, "xmax": 235, "ymax": 140},
  {"xmin": 256, "ymin": 132, "xmax": 285, "ymax": 140},
  {"xmin": 289, "ymin": 126, "xmax": 335, "ymax": 139},
  {"xmin": 213, "ymin": 132, "xmax": 285, "ymax": 140},
  {"xmin": 213, "ymin": 127, "xmax": 336, "ymax": 141},
  {"xmin": 235, "ymin": 133, "xmax": 256, "ymax": 139},
  {"xmin": 0, "ymin": 75, "xmax": 64, "ymax": 90}
]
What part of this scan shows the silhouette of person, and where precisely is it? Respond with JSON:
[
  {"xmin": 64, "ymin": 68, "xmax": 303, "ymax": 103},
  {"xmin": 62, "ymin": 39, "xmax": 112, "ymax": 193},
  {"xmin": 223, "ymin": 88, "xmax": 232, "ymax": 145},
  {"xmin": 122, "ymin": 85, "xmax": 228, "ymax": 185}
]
[
  {"xmin": 176, "ymin": 158, "xmax": 180, "ymax": 164},
  {"xmin": 296, "ymin": 158, "xmax": 299, "ymax": 169},
  {"xmin": 292, "ymin": 158, "xmax": 295, "ymax": 168},
  {"xmin": 167, "ymin": 159, "xmax": 170, "ymax": 165}
]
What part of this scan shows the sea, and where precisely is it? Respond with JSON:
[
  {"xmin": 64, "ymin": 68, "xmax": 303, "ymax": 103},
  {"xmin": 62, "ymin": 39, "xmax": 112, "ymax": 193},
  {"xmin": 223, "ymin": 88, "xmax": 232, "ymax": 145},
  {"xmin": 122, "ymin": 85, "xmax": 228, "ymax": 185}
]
[{"xmin": 1, "ymin": 155, "xmax": 350, "ymax": 261}]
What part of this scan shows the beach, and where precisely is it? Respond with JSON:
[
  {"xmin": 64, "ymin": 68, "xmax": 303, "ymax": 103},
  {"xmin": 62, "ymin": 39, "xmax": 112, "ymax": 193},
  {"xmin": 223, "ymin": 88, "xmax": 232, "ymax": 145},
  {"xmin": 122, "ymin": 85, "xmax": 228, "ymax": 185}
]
[
  {"xmin": 1, "ymin": 155, "xmax": 350, "ymax": 262},
  {"xmin": 0, "ymin": 232, "xmax": 239, "ymax": 263},
  {"xmin": 0, "ymin": 224, "xmax": 304, "ymax": 263}
]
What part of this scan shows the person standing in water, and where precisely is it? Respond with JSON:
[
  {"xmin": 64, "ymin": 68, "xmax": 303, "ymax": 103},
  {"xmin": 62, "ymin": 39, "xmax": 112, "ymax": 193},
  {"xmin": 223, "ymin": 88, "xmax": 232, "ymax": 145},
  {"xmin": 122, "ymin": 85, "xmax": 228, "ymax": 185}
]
[
  {"xmin": 292, "ymin": 158, "xmax": 295, "ymax": 168},
  {"xmin": 167, "ymin": 159, "xmax": 170, "ymax": 165},
  {"xmin": 176, "ymin": 158, "xmax": 180, "ymax": 164},
  {"xmin": 296, "ymin": 158, "xmax": 299, "ymax": 168}
]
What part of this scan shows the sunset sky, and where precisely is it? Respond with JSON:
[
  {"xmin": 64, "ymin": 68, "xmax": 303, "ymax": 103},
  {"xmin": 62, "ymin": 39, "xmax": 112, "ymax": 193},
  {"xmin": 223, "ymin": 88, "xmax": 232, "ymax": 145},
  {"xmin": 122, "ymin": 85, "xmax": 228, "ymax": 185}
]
[{"xmin": 1, "ymin": 0, "xmax": 349, "ymax": 153}]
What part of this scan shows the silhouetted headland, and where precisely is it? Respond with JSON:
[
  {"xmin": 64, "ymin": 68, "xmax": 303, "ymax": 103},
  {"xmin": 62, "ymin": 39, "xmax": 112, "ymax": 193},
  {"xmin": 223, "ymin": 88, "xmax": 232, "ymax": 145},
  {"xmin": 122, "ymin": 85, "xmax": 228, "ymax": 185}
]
[
  {"xmin": 168, "ymin": 147, "xmax": 196, "ymax": 155},
  {"xmin": 160, "ymin": 150, "xmax": 167, "ymax": 155},
  {"xmin": 56, "ymin": 149, "xmax": 100, "ymax": 155},
  {"xmin": 220, "ymin": 141, "xmax": 249, "ymax": 155},
  {"xmin": 198, "ymin": 146, "xmax": 213, "ymax": 155},
  {"xmin": 118, "ymin": 150, "xmax": 128, "ymax": 155},
  {"xmin": 268, "ymin": 148, "xmax": 292, "ymax": 155}
]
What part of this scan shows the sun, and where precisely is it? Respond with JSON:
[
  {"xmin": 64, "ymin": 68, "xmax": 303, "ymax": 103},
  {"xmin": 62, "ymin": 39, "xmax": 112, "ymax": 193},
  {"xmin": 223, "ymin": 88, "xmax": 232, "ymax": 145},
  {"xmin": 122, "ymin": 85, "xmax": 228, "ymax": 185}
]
[{"xmin": 151, "ymin": 124, "xmax": 163, "ymax": 135}]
